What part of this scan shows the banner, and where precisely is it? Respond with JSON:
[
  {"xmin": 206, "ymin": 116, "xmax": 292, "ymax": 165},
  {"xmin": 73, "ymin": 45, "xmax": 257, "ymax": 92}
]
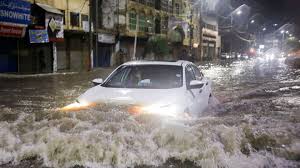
[
  {"xmin": 0, "ymin": 23, "xmax": 25, "ymax": 37},
  {"xmin": 29, "ymin": 29, "xmax": 49, "ymax": 43},
  {"xmin": 45, "ymin": 13, "xmax": 64, "ymax": 41},
  {"xmin": 0, "ymin": 0, "xmax": 31, "ymax": 25}
]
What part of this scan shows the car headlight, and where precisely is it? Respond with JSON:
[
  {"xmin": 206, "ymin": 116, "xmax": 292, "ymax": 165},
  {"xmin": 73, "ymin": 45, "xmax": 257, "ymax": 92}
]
[
  {"xmin": 60, "ymin": 100, "xmax": 95, "ymax": 112},
  {"xmin": 128, "ymin": 104, "xmax": 180, "ymax": 118}
]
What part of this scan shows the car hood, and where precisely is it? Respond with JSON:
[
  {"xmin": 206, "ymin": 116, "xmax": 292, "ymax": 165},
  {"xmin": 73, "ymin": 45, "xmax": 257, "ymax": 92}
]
[{"xmin": 77, "ymin": 85, "xmax": 185, "ymax": 106}]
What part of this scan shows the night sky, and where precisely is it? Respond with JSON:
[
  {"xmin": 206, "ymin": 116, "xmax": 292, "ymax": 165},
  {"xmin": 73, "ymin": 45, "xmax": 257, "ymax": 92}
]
[{"xmin": 233, "ymin": 0, "xmax": 300, "ymax": 27}]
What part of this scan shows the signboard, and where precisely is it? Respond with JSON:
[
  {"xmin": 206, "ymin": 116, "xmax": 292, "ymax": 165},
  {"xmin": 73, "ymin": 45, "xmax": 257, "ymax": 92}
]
[
  {"xmin": 98, "ymin": 33, "xmax": 115, "ymax": 44},
  {"xmin": 82, "ymin": 21, "xmax": 89, "ymax": 32},
  {"xmin": 0, "ymin": 23, "xmax": 25, "ymax": 38},
  {"xmin": 0, "ymin": 0, "xmax": 31, "ymax": 25},
  {"xmin": 29, "ymin": 29, "xmax": 49, "ymax": 43},
  {"xmin": 45, "ymin": 13, "xmax": 64, "ymax": 41}
]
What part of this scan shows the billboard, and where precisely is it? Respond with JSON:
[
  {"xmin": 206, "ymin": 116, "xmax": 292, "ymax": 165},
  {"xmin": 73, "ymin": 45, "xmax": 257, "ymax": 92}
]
[
  {"xmin": 0, "ymin": 0, "xmax": 31, "ymax": 25},
  {"xmin": 29, "ymin": 29, "xmax": 49, "ymax": 43}
]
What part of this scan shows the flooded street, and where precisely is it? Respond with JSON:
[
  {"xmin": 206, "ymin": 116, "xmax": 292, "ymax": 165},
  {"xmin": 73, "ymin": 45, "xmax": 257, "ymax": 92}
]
[{"xmin": 0, "ymin": 57, "xmax": 299, "ymax": 168}]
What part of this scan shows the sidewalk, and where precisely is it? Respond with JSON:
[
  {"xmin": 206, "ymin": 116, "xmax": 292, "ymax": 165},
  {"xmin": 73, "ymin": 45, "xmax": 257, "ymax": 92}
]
[{"xmin": 0, "ymin": 67, "xmax": 114, "ymax": 78}]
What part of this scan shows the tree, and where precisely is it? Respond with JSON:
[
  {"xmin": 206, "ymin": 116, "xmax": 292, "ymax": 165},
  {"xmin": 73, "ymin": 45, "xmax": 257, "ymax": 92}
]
[{"xmin": 144, "ymin": 35, "xmax": 169, "ymax": 60}]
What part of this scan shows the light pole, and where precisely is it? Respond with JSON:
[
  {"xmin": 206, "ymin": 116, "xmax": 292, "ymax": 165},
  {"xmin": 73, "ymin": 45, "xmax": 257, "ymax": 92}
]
[
  {"xmin": 281, "ymin": 30, "xmax": 285, "ymax": 52},
  {"xmin": 230, "ymin": 9, "xmax": 242, "ymax": 56}
]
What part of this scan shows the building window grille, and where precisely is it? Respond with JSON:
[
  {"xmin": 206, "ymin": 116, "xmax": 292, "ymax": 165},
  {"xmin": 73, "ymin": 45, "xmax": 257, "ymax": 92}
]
[
  {"xmin": 147, "ymin": 16, "xmax": 154, "ymax": 33},
  {"xmin": 139, "ymin": 0, "xmax": 147, "ymax": 5},
  {"xmin": 175, "ymin": 3, "xmax": 180, "ymax": 15},
  {"xmin": 161, "ymin": 0, "xmax": 168, "ymax": 12},
  {"xmin": 168, "ymin": 0, "xmax": 173, "ymax": 13},
  {"xmin": 161, "ymin": 17, "xmax": 168, "ymax": 34},
  {"xmin": 70, "ymin": 12, "xmax": 80, "ymax": 27},
  {"xmin": 139, "ymin": 13, "xmax": 146, "ymax": 32},
  {"xmin": 129, "ymin": 11, "xmax": 137, "ymax": 30},
  {"xmin": 147, "ymin": 0, "xmax": 155, "ymax": 7}
]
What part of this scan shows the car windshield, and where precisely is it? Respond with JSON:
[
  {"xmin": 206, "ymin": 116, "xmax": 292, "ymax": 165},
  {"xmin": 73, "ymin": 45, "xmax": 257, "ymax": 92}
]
[{"xmin": 102, "ymin": 65, "xmax": 183, "ymax": 89}]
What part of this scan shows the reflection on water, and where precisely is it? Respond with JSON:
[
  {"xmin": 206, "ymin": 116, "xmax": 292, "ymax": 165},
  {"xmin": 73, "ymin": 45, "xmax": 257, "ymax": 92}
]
[{"xmin": 0, "ymin": 58, "xmax": 299, "ymax": 168}]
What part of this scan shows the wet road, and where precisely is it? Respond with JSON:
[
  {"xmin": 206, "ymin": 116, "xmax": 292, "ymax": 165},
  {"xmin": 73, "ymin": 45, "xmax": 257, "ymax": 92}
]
[{"xmin": 0, "ymin": 57, "xmax": 299, "ymax": 168}]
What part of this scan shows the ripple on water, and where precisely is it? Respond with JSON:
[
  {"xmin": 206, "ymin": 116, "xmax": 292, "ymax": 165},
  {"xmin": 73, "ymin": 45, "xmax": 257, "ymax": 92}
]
[{"xmin": 0, "ymin": 105, "xmax": 299, "ymax": 168}]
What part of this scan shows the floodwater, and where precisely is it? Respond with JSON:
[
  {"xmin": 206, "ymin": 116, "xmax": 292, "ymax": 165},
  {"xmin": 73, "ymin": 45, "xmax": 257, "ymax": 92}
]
[{"xmin": 0, "ymin": 57, "xmax": 299, "ymax": 168}]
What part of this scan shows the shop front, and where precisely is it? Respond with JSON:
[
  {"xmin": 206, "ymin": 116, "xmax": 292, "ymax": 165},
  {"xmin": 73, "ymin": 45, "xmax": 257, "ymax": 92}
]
[
  {"xmin": 0, "ymin": 0, "xmax": 30, "ymax": 73},
  {"xmin": 29, "ymin": 3, "xmax": 64, "ymax": 73},
  {"xmin": 94, "ymin": 33, "xmax": 115, "ymax": 67}
]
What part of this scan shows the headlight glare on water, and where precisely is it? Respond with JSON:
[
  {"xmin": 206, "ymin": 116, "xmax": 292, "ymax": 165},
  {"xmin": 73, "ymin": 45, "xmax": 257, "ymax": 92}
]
[
  {"xmin": 60, "ymin": 100, "xmax": 95, "ymax": 111},
  {"xmin": 128, "ymin": 103, "xmax": 179, "ymax": 118}
]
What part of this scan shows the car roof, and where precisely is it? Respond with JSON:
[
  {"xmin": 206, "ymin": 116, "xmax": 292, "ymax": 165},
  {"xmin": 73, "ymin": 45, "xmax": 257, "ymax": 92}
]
[{"xmin": 122, "ymin": 60, "xmax": 193, "ymax": 67}]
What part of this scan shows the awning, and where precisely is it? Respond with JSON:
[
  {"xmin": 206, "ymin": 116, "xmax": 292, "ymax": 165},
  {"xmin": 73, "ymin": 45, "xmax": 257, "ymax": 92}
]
[{"xmin": 36, "ymin": 3, "xmax": 63, "ymax": 15}]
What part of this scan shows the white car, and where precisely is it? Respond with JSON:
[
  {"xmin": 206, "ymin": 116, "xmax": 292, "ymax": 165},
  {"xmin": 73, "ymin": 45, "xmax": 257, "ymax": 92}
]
[{"xmin": 62, "ymin": 61, "xmax": 212, "ymax": 118}]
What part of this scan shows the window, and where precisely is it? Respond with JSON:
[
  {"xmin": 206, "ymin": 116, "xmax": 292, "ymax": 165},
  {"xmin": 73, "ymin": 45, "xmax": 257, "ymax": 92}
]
[
  {"xmin": 175, "ymin": 3, "xmax": 180, "ymax": 15},
  {"xmin": 102, "ymin": 65, "xmax": 183, "ymax": 89},
  {"xmin": 70, "ymin": 12, "xmax": 80, "ymax": 27},
  {"xmin": 60, "ymin": 10, "xmax": 66, "ymax": 25},
  {"xmin": 191, "ymin": 65, "xmax": 204, "ymax": 81},
  {"xmin": 139, "ymin": 13, "xmax": 146, "ymax": 32},
  {"xmin": 147, "ymin": 0, "xmax": 155, "ymax": 7},
  {"xmin": 168, "ymin": 0, "xmax": 173, "ymax": 13},
  {"xmin": 155, "ymin": 0, "xmax": 161, "ymax": 10},
  {"xmin": 185, "ymin": 65, "xmax": 196, "ymax": 88},
  {"xmin": 129, "ymin": 11, "xmax": 137, "ymax": 30},
  {"xmin": 161, "ymin": 0, "xmax": 168, "ymax": 12},
  {"xmin": 147, "ymin": 16, "xmax": 154, "ymax": 33},
  {"xmin": 161, "ymin": 17, "xmax": 168, "ymax": 34},
  {"xmin": 139, "ymin": 0, "xmax": 146, "ymax": 5},
  {"xmin": 81, "ymin": 14, "xmax": 88, "ymax": 27}
]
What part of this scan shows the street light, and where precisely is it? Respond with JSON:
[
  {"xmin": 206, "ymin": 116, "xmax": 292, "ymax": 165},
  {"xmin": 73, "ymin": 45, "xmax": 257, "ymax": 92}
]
[
  {"xmin": 262, "ymin": 27, "xmax": 266, "ymax": 31},
  {"xmin": 250, "ymin": 20, "xmax": 255, "ymax": 24},
  {"xmin": 236, "ymin": 10, "xmax": 242, "ymax": 15},
  {"xmin": 281, "ymin": 30, "xmax": 285, "ymax": 34},
  {"xmin": 273, "ymin": 24, "xmax": 278, "ymax": 27}
]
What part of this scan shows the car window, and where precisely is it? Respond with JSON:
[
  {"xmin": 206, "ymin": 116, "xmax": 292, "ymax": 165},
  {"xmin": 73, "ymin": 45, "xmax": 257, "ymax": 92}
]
[
  {"xmin": 103, "ymin": 66, "xmax": 129, "ymax": 87},
  {"xmin": 185, "ymin": 65, "xmax": 196, "ymax": 87},
  {"xmin": 103, "ymin": 65, "xmax": 183, "ymax": 89},
  {"xmin": 191, "ymin": 65, "xmax": 204, "ymax": 81}
]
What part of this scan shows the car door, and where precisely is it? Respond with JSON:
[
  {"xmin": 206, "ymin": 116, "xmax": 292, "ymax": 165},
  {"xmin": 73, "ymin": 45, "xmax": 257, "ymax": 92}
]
[
  {"xmin": 191, "ymin": 65, "xmax": 211, "ymax": 104},
  {"xmin": 185, "ymin": 65, "xmax": 207, "ymax": 116}
]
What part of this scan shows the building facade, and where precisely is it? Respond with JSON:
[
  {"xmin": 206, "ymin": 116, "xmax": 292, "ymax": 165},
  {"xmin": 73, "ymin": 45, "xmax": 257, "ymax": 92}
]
[
  {"xmin": 0, "ymin": 0, "xmax": 219, "ymax": 73},
  {"xmin": 201, "ymin": 15, "xmax": 221, "ymax": 61},
  {"xmin": 0, "ymin": 0, "xmax": 89, "ymax": 73}
]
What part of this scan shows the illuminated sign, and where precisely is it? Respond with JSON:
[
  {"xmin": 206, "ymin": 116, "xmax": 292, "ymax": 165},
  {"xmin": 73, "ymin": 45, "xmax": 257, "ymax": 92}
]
[{"xmin": 0, "ymin": 0, "xmax": 31, "ymax": 25}]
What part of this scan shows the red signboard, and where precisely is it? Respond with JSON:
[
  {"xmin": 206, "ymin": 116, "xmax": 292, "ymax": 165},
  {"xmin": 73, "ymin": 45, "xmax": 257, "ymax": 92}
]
[{"xmin": 0, "ymin": 24, "xmax": 25, "ymax": 38}]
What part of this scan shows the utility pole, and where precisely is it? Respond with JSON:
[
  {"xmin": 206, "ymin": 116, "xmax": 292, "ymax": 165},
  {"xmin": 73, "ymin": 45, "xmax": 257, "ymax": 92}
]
[
  {"xmin": 88, "ymin": 0, "xmax": 93, "ymax": 71},
  {"xmin": 95, "ymin": 0, "xmax": 98, "ymax": 67},
  {"xmin": 189, "ymin": 9, "xmax": 193, "ymax": 60},
  {"xmin": 133, "ymin": 14, "xmax": 139, "ymax": 60},
  {"xmin": 199, "ymin": 0, "xmax": 203, "ymax": 62}
]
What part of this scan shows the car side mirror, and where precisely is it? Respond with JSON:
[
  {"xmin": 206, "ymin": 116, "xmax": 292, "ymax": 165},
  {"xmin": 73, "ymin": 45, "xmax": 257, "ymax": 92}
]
[
  {"xmin": 189, "ymin": 80, "xmax": 204, "ymax": 89},
  {"xmin": 92, "ymin": 78, "xmax": 103, "ymax": 86}
]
